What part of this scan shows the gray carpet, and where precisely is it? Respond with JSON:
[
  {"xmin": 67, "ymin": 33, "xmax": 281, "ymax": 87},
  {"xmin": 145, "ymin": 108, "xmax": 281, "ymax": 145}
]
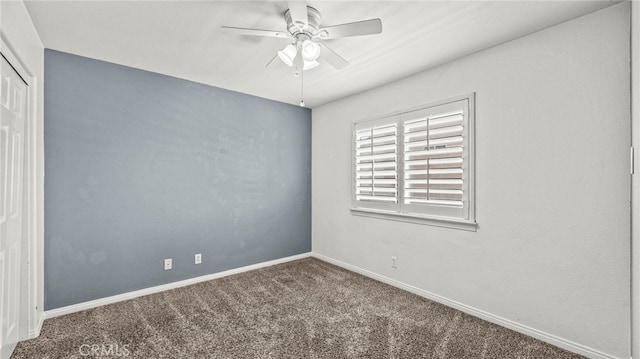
[{"xmin": 13, "ymin": 258, "xmax": 584, "ymax": 358}]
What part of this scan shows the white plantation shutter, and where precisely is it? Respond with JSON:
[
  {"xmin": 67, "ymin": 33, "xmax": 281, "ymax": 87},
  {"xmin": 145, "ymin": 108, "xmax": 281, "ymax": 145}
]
[
  {"xmin": 354, "ymin": 118, "xmax": 398, "ymax": 210},
  {"xmin": 402, "ymin": 100, "xmax": 469, "ymax": 218},
  {"xmin": 353, "ymin": 95, "xmax": 474, "ymax": 224}
]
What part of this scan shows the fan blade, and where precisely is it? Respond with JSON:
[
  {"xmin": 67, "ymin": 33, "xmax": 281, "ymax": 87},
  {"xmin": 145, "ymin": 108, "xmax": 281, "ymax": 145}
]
[
  {"xmin": 315, "ymin": 19, "xmax": 382, "ymax": 40},
  {"xmin": 318, "ymin": 43, "xmax": 348, "ymax": 70},
  {"xmin": 220, "ymin": 26, "xmax": 291, "ymax": 39},
  {"xmin": 287, "ymin": 1, "xmax": 308, "ymax": 30}
]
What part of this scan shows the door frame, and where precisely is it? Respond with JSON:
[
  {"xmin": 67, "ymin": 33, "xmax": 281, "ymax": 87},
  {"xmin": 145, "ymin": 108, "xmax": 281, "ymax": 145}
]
[{"xmin": 0, "ymin": 35, "xmax": 41, "ymax": 344}]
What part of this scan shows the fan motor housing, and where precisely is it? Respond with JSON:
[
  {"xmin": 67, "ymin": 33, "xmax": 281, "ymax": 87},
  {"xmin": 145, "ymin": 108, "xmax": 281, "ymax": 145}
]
[{"xmin": 284, "ymin": 6, "xmax": 322, "ymax": 36}]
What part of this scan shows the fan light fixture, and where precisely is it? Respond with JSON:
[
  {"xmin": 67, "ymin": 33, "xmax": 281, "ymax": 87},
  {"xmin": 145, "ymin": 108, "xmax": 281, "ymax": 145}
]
[
  {"xmin": 303, "ymin": 60, "xmax": 319, "ymax": 70},
  {"xmin": 277, "ymin": 44, "xmax": 297, "ymax": 67},
  {"xmin": 278, "ymin": 42, "xmax": 320, "ymax": 71},
  {"xmin": 301, "ymin": 40, "xmax": 320, "ymax": 61}
]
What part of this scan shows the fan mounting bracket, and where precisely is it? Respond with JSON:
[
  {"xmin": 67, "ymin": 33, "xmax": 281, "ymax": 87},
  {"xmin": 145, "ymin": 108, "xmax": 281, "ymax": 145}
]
[{"xmin": 284, "ymin": 6, "xmax": 322, "ymax": 36}]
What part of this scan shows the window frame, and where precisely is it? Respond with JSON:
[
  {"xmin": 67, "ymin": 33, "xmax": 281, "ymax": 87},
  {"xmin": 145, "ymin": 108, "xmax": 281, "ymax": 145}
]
[{"xmin": 351, "ymin": 93, "xmax": 476, "ymax": 231}]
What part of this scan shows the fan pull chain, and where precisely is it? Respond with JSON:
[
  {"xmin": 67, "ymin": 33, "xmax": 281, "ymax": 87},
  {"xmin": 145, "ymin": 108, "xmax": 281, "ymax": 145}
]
[{"xmin": 299, "ymin": 65, "xmax": 305, "ymax": 107}]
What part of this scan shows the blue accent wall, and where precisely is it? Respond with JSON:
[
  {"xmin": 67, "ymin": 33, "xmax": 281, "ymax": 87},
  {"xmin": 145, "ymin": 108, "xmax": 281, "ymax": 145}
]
[{"xmin": 44, "ymin": 50, "xmax": 311, "ymax": 309}]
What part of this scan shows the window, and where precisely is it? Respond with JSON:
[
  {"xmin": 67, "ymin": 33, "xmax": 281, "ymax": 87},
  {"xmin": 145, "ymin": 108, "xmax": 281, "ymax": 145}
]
[{"xmin": 352, "ymin": 94, "xmax": 475, "ymax": 230}]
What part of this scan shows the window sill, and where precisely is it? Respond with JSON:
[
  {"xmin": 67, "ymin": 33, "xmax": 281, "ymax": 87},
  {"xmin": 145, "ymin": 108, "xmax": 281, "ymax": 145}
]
[{"xmin": 350, "ymin": 207, "xmax": 477, "ymax": 231}]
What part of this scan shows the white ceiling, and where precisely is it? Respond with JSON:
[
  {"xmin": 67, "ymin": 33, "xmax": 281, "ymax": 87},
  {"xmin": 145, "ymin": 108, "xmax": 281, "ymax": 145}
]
[{"xmin": 24, "ymin": 0, "xmax": 614, "ymax": 108}]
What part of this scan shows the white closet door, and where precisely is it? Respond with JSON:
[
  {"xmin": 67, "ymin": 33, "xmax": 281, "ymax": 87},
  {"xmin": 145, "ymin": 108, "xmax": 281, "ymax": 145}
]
[{"xmin": 0, "ymin": 54, "xmax": 27, "ymax": 357}]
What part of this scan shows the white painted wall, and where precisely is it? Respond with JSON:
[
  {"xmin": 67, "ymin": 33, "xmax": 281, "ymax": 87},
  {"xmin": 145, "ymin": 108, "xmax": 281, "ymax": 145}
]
[
  {"xmin": 0, "ymin": 0, "xmax": 45, "ymax": 341},
  {"xmin": 312, "ymin": 3, "xmax": 631, "ymax": 359}
]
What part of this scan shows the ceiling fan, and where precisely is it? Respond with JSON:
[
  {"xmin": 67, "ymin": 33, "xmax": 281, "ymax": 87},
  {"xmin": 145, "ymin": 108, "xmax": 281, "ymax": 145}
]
[{"xmin": 220, "ymin": 1, "xmax": 383, "ymax": 75}]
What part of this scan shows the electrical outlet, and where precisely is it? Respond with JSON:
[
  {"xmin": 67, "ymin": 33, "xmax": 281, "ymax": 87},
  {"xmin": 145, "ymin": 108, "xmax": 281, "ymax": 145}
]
[
  {"xmin": 391, "ymin": 256, "xmax": 398, "ymax": 269},
  {"xmin": 195, "ymin": 253, "xmax": 202, "ymax": 264},
  {"xmin": 164, "ymin": 258, "xmax": 172, "ymax": 270}
]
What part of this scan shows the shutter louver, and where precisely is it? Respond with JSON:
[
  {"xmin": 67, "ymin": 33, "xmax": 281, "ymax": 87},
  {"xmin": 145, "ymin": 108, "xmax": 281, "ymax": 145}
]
[
  {"xmin": 403, "ymin": 109, "xmax": 464, "ymax": 207},
  {"xmin": 355, "ymin": 123, "xmax": 398, "ymax": 203}
]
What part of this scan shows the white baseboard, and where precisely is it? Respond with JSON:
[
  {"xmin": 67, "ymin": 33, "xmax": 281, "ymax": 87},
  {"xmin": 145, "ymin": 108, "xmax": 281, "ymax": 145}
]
[
  {"xmin": 311, "ymin": 253, "xmax": 620, "ymax": 359},
  {"xmin": 44, "ymin": 252, "xmax": 311, "ymax": 320}
]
